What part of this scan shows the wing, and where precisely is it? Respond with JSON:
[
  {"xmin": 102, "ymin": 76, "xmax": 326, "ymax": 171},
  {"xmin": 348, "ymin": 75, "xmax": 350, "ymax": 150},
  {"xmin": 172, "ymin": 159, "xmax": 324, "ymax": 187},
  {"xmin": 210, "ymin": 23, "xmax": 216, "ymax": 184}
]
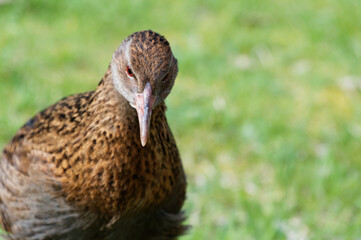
[{"xmin": 0, "ymin": 145, "xmax": 97, "ymax": 240}]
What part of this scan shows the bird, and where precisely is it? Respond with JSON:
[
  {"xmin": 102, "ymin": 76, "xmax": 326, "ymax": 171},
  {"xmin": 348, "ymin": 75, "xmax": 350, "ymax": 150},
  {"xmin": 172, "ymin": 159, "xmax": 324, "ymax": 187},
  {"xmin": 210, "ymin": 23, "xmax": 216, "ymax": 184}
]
[{"xmin": 0, "ymin": 30, "xmax": 187, "ymax": 240}]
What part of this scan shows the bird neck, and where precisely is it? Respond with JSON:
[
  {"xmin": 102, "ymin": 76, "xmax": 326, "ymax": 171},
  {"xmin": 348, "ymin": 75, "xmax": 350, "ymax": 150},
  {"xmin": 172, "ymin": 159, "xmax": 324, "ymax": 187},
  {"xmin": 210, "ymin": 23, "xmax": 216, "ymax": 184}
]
[
  {"xmin": 89, "ymin": 66, "xmax": 167, "ymax": 142},
  {"xmin": 92, "ymin": 67, "xmax": 138, "ymax": 125}
]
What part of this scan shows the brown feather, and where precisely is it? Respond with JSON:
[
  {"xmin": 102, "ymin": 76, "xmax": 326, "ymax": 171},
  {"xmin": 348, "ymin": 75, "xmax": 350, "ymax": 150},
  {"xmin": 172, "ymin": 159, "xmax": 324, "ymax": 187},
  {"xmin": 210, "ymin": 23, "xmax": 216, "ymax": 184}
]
[{"xmin": 0, "ymin": 30, "xmax": 187, "ymax": 240}]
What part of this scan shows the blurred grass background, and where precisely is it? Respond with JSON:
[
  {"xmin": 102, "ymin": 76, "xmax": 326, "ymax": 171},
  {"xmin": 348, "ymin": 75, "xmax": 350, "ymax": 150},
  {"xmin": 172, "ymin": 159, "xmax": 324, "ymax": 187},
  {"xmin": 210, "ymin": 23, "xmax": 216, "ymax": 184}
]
[{"xmin": 1, "ymin": 0, "xmax": 361, "ymax": 239}]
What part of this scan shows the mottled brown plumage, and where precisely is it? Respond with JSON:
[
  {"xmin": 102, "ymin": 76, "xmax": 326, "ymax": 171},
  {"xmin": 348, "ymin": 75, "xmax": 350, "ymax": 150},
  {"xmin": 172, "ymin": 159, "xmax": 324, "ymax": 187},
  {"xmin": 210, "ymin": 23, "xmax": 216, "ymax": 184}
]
[{"xmin": 0, "ymin": 30, "xmax": 187, "ymax": 240}]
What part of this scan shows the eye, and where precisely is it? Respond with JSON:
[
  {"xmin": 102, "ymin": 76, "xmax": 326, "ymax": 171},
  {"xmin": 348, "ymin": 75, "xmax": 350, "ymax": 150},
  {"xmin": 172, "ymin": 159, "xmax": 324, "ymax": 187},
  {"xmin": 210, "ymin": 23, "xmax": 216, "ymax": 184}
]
[
  {"xmin": 161, "ymin": 73, "xmax": 169, "ymax": 82},
  {"xmin": 126, "ymin": 66, "xmax": 134, "ymax": 77}
]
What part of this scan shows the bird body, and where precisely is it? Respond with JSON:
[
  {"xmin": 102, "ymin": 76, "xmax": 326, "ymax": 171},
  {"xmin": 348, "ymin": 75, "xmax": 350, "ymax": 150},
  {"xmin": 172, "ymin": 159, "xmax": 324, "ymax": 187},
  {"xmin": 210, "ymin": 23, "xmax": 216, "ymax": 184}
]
[{"xmin": 0, "ymin": 30, "xmax": 187, "ymax": 240}]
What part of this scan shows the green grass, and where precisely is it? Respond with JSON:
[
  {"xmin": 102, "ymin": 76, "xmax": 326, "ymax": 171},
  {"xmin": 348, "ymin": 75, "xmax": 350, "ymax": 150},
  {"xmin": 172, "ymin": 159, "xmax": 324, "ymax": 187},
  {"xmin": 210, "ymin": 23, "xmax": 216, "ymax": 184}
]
[{"xmin": 1, "ymin": 0, "xmax": 361, "ymax": 239}]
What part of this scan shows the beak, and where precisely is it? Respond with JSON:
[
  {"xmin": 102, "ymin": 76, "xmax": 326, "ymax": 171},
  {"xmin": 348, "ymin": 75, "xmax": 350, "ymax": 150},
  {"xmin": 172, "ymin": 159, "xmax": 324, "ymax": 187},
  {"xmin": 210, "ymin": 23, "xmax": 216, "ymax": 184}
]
[{"xmin": 135, "ymin": 82, "xmax": 156, "ymax": 147}]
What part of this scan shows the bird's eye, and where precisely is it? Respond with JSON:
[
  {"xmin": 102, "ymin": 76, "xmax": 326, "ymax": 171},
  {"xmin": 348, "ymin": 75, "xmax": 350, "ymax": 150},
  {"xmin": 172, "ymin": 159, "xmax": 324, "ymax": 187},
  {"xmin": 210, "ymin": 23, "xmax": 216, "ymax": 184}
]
[
  {"xmin": 161, "ymin": 73, "xmax": 169, "ymax": 82},
  {"xmin": 126, "ymin": 66, "xmax": 134, "ymax": 77}
]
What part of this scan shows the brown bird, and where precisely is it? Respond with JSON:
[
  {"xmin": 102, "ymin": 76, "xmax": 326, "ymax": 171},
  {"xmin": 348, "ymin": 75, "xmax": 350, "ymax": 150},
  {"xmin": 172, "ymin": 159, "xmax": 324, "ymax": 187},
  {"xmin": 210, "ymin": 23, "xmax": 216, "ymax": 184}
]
[{"xmin": 0, "ymin": 30, "xmax": 187, "ymax": 240}]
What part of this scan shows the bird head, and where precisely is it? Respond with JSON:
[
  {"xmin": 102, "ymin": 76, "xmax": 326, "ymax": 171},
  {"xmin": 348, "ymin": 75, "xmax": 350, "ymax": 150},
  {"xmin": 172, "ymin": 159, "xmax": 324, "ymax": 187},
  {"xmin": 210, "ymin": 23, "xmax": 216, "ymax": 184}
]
[{"xmin": 110, "ymin": 30, "xmax": 178, "ymax": 147}]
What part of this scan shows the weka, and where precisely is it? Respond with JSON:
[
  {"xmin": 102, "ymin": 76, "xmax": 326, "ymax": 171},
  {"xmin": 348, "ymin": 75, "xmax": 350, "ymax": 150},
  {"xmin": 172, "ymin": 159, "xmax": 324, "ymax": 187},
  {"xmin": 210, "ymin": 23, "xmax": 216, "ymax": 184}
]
[{"xmin": 0, "ymin": 30, "xmax": 187, "ymax": 240}]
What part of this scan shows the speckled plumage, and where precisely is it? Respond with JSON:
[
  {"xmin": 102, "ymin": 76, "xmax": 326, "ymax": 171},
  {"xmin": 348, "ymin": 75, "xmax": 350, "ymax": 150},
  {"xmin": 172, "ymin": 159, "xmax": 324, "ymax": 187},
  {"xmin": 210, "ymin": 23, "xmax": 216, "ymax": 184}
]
[{"xmin": 0, "ymin": 30, "xmax": 187, "ymax": 240}]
